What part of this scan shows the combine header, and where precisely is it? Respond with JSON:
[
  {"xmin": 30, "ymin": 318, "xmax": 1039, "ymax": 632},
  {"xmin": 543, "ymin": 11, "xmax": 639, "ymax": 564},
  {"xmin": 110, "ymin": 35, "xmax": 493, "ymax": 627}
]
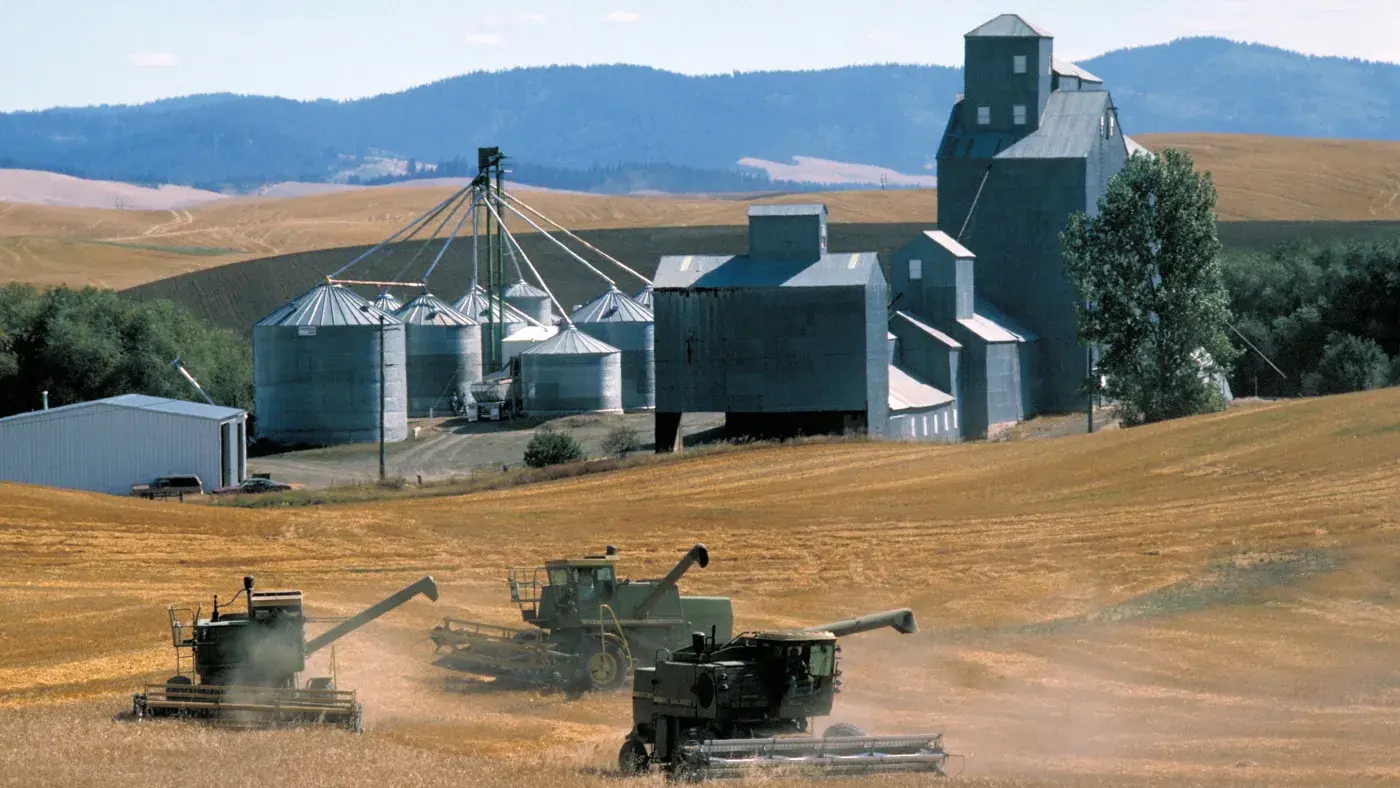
[
  {"xmin": 618, "ymin": 609, "xmax": 951, "ymax": 779},
  {"xmin": 132, "ymin": 574, "xmax": 439, "ymax": 731},
  {"xmin": 430, "ymin": 544, "xmax": 732, "ymax": 692}
]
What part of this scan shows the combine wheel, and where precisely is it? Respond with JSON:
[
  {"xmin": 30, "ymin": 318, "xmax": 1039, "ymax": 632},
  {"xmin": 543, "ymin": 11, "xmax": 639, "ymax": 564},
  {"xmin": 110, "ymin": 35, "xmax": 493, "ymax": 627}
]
[
  {"xmin": 582, "ymin": 639, "xmax": 628, "ymax": 690},
  {"xmin": 617, "ymin": 737, "xmax": 649, "ymax": 775},
  {"xmin": 823, "ymin": 722, "xmax": 866, "ymax": 738}
]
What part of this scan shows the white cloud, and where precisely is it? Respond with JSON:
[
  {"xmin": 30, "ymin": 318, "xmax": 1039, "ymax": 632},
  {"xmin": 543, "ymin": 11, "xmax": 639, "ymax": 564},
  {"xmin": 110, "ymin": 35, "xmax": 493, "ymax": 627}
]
[
  {"xmin": 128, "ymin": 53, "xmax": 180, "ymax": 69},
  {"xmin": 603, "ymin": 10, "xmax": 641, "ymax": 23},
  {"xmin": 518, "ymin": 11, "xmax": 548, "ymax": 24},
  {"xmin": 464, "ymin": 32, "xmax": 506, "ymax": 47}
]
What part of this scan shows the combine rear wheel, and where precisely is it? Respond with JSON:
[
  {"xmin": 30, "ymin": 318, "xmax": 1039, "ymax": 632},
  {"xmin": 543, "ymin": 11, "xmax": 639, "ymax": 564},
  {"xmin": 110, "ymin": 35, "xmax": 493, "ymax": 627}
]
[
  {"xmin": 582, "ymin": 639, "xmax": 628, "ymax": 690},
  {"xmin": 823, "ymin": 722, "xmax": 866, "ymax": 737},
  {"xmin": 618, "ymin": 737, "xmax": 649, "ymax": 775}
]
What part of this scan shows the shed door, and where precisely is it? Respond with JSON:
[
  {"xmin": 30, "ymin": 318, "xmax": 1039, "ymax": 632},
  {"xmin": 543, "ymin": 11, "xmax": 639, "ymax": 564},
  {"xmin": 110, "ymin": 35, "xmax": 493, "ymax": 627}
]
[{"xmin": 220, "ymin": 422, "xmax": 233, "ymax": 488}]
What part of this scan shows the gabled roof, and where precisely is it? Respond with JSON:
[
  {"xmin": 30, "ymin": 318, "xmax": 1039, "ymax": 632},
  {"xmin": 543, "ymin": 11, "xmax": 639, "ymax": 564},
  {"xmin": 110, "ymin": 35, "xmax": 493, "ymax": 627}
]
[
  {"xmin": 958, "ymin": 300, "xmax": 1038, "ymax": 343},
  {"xmin": 923, "ymin": 230, "xmax": 975, "ymax": 259},
  {"xmin": 0, "ymin": 393, "xmax": 245, "ymax": 426},
  {"xmin": 998, "ymin": 90, "xmax": 1113, "ymax": 160},
  {"xmin": 966, "ymin": 14, "xmax": 1052, "ymax": 38},
  {"xmin": 571, "ymin": 285, "xmax": 653, "ymax": 324},
  {"xmin": 888, "ymin": 366, "xmax": 955, "ymax": 411},
  {"xmin": 892, "ymin": 311, "xmax": 962, "ymax": 349},
  {"xmin": 521, "ymin": 326, "xmax": 619, "ymax": 356},
  {"xmin": 1052, "ymin": 58, "xmax": 1103, "ymax": 83},
  {"xmin": 256, "ymin": 283, "xmax": 400, "ymax": 327},
  {"xmin": 395, "ymin": 293, "xmax": 479, "ymax": 326},
  {"xmin": 654, "ymin": 252, "xmax": 879, "ymax": 289},
  {"xmin": 748, "ymin": 204, "xmax": 826, "ymax": 218}
]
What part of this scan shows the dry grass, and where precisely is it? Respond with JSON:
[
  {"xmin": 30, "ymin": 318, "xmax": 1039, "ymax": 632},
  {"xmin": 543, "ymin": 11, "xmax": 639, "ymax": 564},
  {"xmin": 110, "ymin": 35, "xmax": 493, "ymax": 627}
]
[
  {"xmin": 2, "ymin": 389, "xmax": 1399, "ymax": 786},
  {"xmin": 2, "ymin": 133, "xmax": 1398, "ymax": 290}
]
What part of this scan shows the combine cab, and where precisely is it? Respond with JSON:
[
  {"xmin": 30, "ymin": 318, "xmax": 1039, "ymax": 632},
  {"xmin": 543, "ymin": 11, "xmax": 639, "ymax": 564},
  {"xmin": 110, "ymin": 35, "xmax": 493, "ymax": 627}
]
[
  {"xmin": 618, "ymin": 609, "xmax": 950, "ymax": 779},
  {"xmin": 430, "ymin": 544, "xmax": 732, "ymax": 692},
  {"xmin": 132, "ymin": 575, "xmax": 439, "ymax": 731}
]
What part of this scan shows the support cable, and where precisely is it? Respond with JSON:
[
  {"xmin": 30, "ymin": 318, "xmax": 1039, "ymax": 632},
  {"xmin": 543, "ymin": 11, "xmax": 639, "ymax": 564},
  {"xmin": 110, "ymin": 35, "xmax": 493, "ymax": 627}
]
[
  {"xmin": 327, "ymin": 187, "xmax": 467, "ymax": 279},
  {"xmin": 483, "ymin": 197, "xmax": 574, "ymax": 328},
  {"xmin": 502, "ymin": 190, "xmax": 648, "ymax": 285},
  {"xmin": 389, "ymin": 187, "xmax": 474, "ymax": 285},
  {"xmin": 499, "ymin": 200, "xmax": 615, "ymax": 287},
  {"xmin": 420, "ymin": 191, "xmax": 480, "ymax": 286}
]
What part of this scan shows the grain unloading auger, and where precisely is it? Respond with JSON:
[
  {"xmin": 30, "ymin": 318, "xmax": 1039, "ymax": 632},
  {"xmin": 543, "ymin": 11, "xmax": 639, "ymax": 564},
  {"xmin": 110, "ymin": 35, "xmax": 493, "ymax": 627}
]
[
  {"xmin": 619, "ymin": 608, "xmax": 951, "ymax": 779},
  {"xmin": 430, "ymin": 544, "xmax": 732, "ymax": 692},
  {"xmin": 132, "ymin": 575, "xmax": 439, "ymax": 732}
]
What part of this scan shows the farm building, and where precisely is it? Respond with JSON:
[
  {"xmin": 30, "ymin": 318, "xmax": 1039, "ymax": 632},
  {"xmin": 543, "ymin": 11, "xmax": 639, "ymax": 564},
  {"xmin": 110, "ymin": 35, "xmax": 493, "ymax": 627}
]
[
  {"xmin": 927, "ymin": 13, "xmax": 1135, "ymax": 416},
  {"xmin": 652, "ymin": 204, "xmax": 889, "ymax": 448},
  {"xmin": 0, "ymin": 394, "xmax": 247, "ymax": 495}
]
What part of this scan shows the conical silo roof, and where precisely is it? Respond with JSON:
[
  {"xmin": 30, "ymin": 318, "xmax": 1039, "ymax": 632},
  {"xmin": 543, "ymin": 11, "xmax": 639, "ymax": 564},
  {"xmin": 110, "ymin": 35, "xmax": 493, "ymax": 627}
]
[
  {"xmin": 571, "ymin": 285, "xmax": 653, "ymax": 323},
  {"xmin": 372, "ymin": 291, "xmax": 403, "ymax": 312},
  {"xmin": 395, "ymin": 293, "xmax": 479, "ymax": 326},
  {"xmin": 521, "ymin": 326, "xmax": 620, "ymax": 356},
  {"xmin": 633, "ymin": 285, "xmax": 654, "ymax": 310},
  {"xmin": 453, "ymin": 285, "xmax": 528, "ymax": 324},
  {"xmin": 504, "ymin": 280, "xmax": 548, "ymax": 299},
  {"xmin": 256, "ymin": 283, "xmax": 400, "ymax": 326}
]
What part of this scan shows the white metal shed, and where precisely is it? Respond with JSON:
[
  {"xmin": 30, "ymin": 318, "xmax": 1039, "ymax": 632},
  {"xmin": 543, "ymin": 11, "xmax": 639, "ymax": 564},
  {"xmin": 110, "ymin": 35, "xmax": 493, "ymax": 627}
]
[{"xmin": 0, "ymin": 394, "xmax": 247, "ymax": 495}]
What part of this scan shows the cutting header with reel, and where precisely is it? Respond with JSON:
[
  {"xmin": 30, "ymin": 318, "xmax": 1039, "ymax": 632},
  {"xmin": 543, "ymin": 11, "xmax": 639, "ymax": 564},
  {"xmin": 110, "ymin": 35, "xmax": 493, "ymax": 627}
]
[
  {"xmin": 619, "ymin": 608, "xmax": 951, "ymax": 779},
  {"xmin": 132, "ymin": 574, "xmax": 439, "ymax": 732},
  {"xmin": 430, "ymin": 543, "xmax": 732, "ymax": 692}
]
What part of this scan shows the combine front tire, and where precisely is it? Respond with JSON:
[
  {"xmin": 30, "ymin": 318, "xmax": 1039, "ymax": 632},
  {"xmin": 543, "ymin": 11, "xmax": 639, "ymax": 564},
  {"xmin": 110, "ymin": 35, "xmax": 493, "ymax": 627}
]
[
  {"xmin": 823, "ymin": 722, "xmax": 866, "ymax": 738},
  {"xmin": 582, "ymin": 639, "xmax": 628, "ymax": 690},
  {"xmin": 618, "ymin": 737, "xmax": 649, "ymax": 775}
]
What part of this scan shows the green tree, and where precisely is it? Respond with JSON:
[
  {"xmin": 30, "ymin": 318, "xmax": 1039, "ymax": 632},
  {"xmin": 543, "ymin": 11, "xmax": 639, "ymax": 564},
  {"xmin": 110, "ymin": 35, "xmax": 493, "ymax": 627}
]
[
  {"xmin": 1300, "ymin": 332, "xmax": 1390, "ymax": 395},
  {"xmin": 522, "ymin": 426, "xmax": 585, "ymax": 468},
  {"xmin": 1062, "ymin": 148, "xmax": 1238, "ymax": 426}
]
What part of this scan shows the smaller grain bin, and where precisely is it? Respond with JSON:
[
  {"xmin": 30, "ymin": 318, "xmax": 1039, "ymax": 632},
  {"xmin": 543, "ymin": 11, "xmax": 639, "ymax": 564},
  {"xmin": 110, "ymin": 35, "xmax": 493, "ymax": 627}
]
[
  {"xmin": 633, "ymin": 285, "xmax": 654, "ymax": 310},
  {"xmin": 394, "ymin": 292, "xmax": 483, "ymax": 417},
  {"xmin": 504, "ymin": 280, "xmax": 554, "ymax": 326},
  {"xmin": 501, "ymin": 324, "xmax": 559, "ymax": 366},
  {"xmin": 453, "ymin": 284, "xmax": 529, "ymax": 336},
  {"xmin": 372, "ymin": 290, "xmax": 403, "ymax": 313},
  {"xmin": 571, "ymin": 285, "xmax": 655, "ymax": 410},
  {"xmin": 520, "ymin": 327, "xmax": 623, "ymax": 416}
]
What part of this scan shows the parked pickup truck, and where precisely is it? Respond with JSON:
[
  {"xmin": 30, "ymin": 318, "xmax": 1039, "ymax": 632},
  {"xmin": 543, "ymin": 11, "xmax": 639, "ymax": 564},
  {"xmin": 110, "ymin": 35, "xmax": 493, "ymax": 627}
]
[
  {"xmin": 212, "ymin": 477, "xmax": 296, "ymax": 496},
  {"xmin": 130, "ymin": 475, "xmax": 204, "ymax": 499}
]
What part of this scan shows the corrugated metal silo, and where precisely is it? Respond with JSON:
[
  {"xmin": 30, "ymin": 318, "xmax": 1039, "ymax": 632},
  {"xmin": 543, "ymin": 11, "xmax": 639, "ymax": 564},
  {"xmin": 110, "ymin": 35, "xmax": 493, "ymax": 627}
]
[
  {"xmin": 520, "ymin": 327, "xmax": 623, "ymax": 416},
  {"xmin": 253, "ymin": 283, "xmax": 408, "ymax": 446},
  {"xmin": 633, "ymin": 285, "xmax": 654, "ymax": 310},
  {"xmin": 453, "ymin": 284, "xmax": 529, "ymax": 336},
  {"xmin": 373, "ymin": 291, "xmax": 403, "ymax": 313},
  {"xmin": 504, "ymin": 281, "xmax": 554, "ymax": 326},
  {"xmin": 394, "ymin": 293, "xmax": 483, "ymax": 417},
  {"xmin": 571, "ymin": 286, "xmax": 655, "ymax": 410}
]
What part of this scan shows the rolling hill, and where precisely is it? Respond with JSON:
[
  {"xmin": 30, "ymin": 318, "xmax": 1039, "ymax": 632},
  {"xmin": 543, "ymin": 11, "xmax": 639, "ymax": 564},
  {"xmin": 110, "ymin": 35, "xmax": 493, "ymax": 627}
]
[
  {"xmin": 1, "ymin": 387, "xmax": 1398, "ymax": 786},
  {"xmin": 1, "ymin": 38, "xmax": 1397, "ymax": 188}
]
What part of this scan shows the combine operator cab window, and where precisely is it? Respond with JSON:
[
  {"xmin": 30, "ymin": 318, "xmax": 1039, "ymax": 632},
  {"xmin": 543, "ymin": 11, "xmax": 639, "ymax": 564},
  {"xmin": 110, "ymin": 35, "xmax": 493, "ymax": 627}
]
[
  {"xmin": 809, "ymin": 643, "xmax": 835, "ymax": 677},
  {"xmin": 565, "ymin": 566, "xmax": 616, "ymax": 602}
]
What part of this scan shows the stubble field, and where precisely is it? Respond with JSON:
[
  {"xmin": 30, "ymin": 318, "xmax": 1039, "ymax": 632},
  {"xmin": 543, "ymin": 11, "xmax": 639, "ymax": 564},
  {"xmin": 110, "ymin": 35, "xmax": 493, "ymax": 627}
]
[{"xmin": 1, "ymin": 389, "xmax": 1398, "ymax": 787}]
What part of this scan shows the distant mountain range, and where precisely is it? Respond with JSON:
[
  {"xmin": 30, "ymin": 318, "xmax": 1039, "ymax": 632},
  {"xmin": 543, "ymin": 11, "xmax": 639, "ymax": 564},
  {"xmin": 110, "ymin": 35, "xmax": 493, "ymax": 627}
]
[{"xmin": 0, "ymin": 37, "xmax": 1395, "ymax": 193}]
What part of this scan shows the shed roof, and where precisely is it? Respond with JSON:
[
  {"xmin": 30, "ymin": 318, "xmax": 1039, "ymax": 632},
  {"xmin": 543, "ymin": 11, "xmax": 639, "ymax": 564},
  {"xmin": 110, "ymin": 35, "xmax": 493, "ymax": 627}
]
[
  {"xmin": 891, "ymin": 311, "xmax": 962, "ymax": 349},
  {"xmin": 922, "ymin": 230, "xmax": 975, "ymax": 259},
  {"xmin": 997, "ymin": 90, "xmax": 1113, "ymax": 160},
  {"xmin": 256, "ymin": 283, "xmax": 400, "ymax": 327},
  {"xmin": 888, "ymin": 366, "xmax": 955, "ymax": 411},
  {"xmin": 957, "ymin": 300, "xmax": 1038, "ymax": 343},
  {"xmin": 1052, "ymin": 58, "xmax": 1103, "ymax": 83},
  {"xmin": 571, "ymin": 285, "xmax": 653, "ymax": 324},
  {"xmin": 520, "ymin": 326, "xmax": 619, "ymax": 356},
  {"xmin": 654, "ymin": 252, "xmax": 879, "ymax": 289},
  {"xmin": 747, "ymin": 204, "xmax": 826, "ymax": 218},
  {"xmin": 0, "ymin": 393, "xmax": 245, "ymax": 426},
  {"xmin": 395, "ymin": 293, "xmax": 479, "ymax": 326},
  {"xmin": 966, "ymin": 14, "xmax": 1052, "ymax": 38}
]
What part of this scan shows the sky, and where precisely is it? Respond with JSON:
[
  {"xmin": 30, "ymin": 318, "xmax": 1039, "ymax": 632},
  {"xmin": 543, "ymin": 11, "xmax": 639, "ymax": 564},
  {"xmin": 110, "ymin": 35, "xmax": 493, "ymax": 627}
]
[{"xmin": 1, "ymin": 0, "xmax": 1395, "ymax": 112}]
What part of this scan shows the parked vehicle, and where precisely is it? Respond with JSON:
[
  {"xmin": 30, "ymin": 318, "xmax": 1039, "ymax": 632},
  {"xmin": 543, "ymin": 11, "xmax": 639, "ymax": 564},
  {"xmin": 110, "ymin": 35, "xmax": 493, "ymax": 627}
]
[
  {"xmin": 131, "ymin": 475, "xmax": 204, "ymax": 499},
  {"xmin": 212, "ymin": 478, "xmax": 294, "ymax": 496}
]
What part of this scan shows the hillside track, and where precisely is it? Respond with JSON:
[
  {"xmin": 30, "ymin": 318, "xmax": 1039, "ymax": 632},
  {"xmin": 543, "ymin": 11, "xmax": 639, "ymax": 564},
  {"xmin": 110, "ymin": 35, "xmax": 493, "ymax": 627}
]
[{"xmin": 1, "ymin": 389, "xmax": 1399, "ymax": 786}]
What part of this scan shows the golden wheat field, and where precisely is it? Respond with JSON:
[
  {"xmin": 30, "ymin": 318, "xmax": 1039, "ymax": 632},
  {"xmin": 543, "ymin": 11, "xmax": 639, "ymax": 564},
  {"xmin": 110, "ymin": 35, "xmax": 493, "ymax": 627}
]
[
  {"xmin": 2, "ymin": 390, "xmax": 1399, "ymax": 787},
  {"xmin": 2, "ymin": 133, "xmax": 1398, "ymax": 290}
]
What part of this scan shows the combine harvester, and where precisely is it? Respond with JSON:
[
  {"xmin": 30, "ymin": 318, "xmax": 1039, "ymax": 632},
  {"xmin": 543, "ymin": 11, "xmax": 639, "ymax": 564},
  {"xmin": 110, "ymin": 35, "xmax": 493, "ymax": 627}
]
[
  {"xmin": 132, "ymin": 574, "xmax": 439, "ymax": 732},
  {"xmin": 618, "ymin": 609, "xmax": 951, "ymax": 779},
  {"xmin": 430, "ymin": 544, "xmax": 732, "ymax": 692}
]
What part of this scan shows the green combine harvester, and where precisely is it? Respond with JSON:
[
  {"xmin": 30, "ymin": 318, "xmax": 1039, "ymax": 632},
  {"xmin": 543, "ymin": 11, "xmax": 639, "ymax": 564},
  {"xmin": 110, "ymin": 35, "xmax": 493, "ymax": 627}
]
[
  {"xmin": 132, "ymin": 574, "xmax": 439, "ymax": 732},
  {"xmin": 618, "ymin": 608, "xmax": 951, "ymax": 779},
  {"xmin": 430, "ymin": 544, "xmax": 732, "ymax": 691}
]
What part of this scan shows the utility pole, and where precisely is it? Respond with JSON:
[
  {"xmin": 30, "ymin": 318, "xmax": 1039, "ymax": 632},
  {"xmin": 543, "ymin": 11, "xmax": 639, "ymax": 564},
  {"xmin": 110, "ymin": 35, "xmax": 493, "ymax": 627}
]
[{"xmin": 378, "ymin": 312, "xmax": 386, "ymax": 481}]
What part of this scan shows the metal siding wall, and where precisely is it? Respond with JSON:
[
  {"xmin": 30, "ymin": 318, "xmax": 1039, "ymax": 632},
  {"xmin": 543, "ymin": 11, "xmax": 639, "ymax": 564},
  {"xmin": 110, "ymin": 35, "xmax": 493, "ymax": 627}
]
[
  {"xmin": 958, "ymin": 339, "xmax": 991, "ymax": 439},
  {"xmin": 655, "ymin": 286, "xmax": 871, "ymax": 414},
  {"xmin": 254, "ymin": 323, "xmax": 409, "ymax": 445},
  {"xmin": 891, "ymin": 320, "xmax": 955, "ymax": 396},
  {"xmin": 748, "ymin": 216, "xmax": 822, "ymax": 260},
  {"xmin": 0, "ymin": 406, "xmax": 225, "ymax": 494},
  {"xmin": 963, "ymin": 37, "xmax": 1048, "ymax": 134},
  {"xmin": 403, "ymin": 323, "xmax": 484, "ymax": 417},
  {"xmin": 577, "ymin": 321, "xmax": 655, "ymax": 410},
  {"xmin": 889, "ymin": 238, "xmax": 927, "ymax": 319},
  {"xmin": 865, "ymin": 270, "xmax": 889, "ymax": 436},
  {"xmin": 505, "ymin": 293, "xmax": 554, "ymax": 326},
  {"xmin": 887, "ymin": 402, "xmax": 957, "ymax": 443},
  {"xmin": 522, "ymin": 352, "xmax": 623, "ymax": 415},
  {"xmin": 985, "ymin": 342, "xmax": 1024, "ymax": 425}
]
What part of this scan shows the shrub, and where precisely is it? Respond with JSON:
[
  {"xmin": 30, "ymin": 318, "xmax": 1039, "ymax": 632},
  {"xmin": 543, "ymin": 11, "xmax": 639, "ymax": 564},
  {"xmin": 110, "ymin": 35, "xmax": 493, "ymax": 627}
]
[
  {"xmin": 601, "ymin": 423, "xmax": 641, "ymax": 458},
  {"xmin": 1300, "ymin": 332, "xmax": 1390, "ymax": 396},
  {"xmin": 523, "ymin": 427, "xmax": 585, "ymax": 468}
]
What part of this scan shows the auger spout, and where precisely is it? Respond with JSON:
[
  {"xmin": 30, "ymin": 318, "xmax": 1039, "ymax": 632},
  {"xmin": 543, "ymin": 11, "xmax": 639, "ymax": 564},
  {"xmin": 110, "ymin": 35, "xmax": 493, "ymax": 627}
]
[
  {"xmin": 305, "ymin": 575, "xmax": 439, "ymax": 655},
  {"xmin": 800, "ymin": 608, "xmax": 918, "ymax": 637}
]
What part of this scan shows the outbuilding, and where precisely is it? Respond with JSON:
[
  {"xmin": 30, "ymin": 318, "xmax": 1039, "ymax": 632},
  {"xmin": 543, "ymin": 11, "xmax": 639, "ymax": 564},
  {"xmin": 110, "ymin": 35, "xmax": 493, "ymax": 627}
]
[{"xmin": 0, "ymin": 394, "xmax": 247, "ymax": 495}]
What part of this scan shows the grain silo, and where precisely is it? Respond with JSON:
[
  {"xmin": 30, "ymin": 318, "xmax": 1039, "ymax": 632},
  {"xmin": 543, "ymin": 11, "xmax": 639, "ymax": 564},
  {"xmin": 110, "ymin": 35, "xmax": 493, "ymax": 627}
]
[
  {"xmin": 504, "ymin": 280, "xmax": 554, "ymax": 326},
  {"xmin": 253, "ymin": 283, "xmax": 408, "ymax": 446},
  {"xmin": 453, "ymin": 284, "xmax": 529, "ymax": 336},
  {"xmin": 394, "ymin": 292, "xmax": 483, "ymax": 417},
  {"xmin": 571, "ymin": 285, "xmax": 655, "ymax": 410},
  {"xmin": 373, "ymin": 290, "xmax": 403, "ymax": 313},
  {"xmin": 633, "ymin": 285, "xmax": 654, "ymax": 310},
  {"xmin": 520, "ymin": 327, "xmax": 623, "ymax": 416}
]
